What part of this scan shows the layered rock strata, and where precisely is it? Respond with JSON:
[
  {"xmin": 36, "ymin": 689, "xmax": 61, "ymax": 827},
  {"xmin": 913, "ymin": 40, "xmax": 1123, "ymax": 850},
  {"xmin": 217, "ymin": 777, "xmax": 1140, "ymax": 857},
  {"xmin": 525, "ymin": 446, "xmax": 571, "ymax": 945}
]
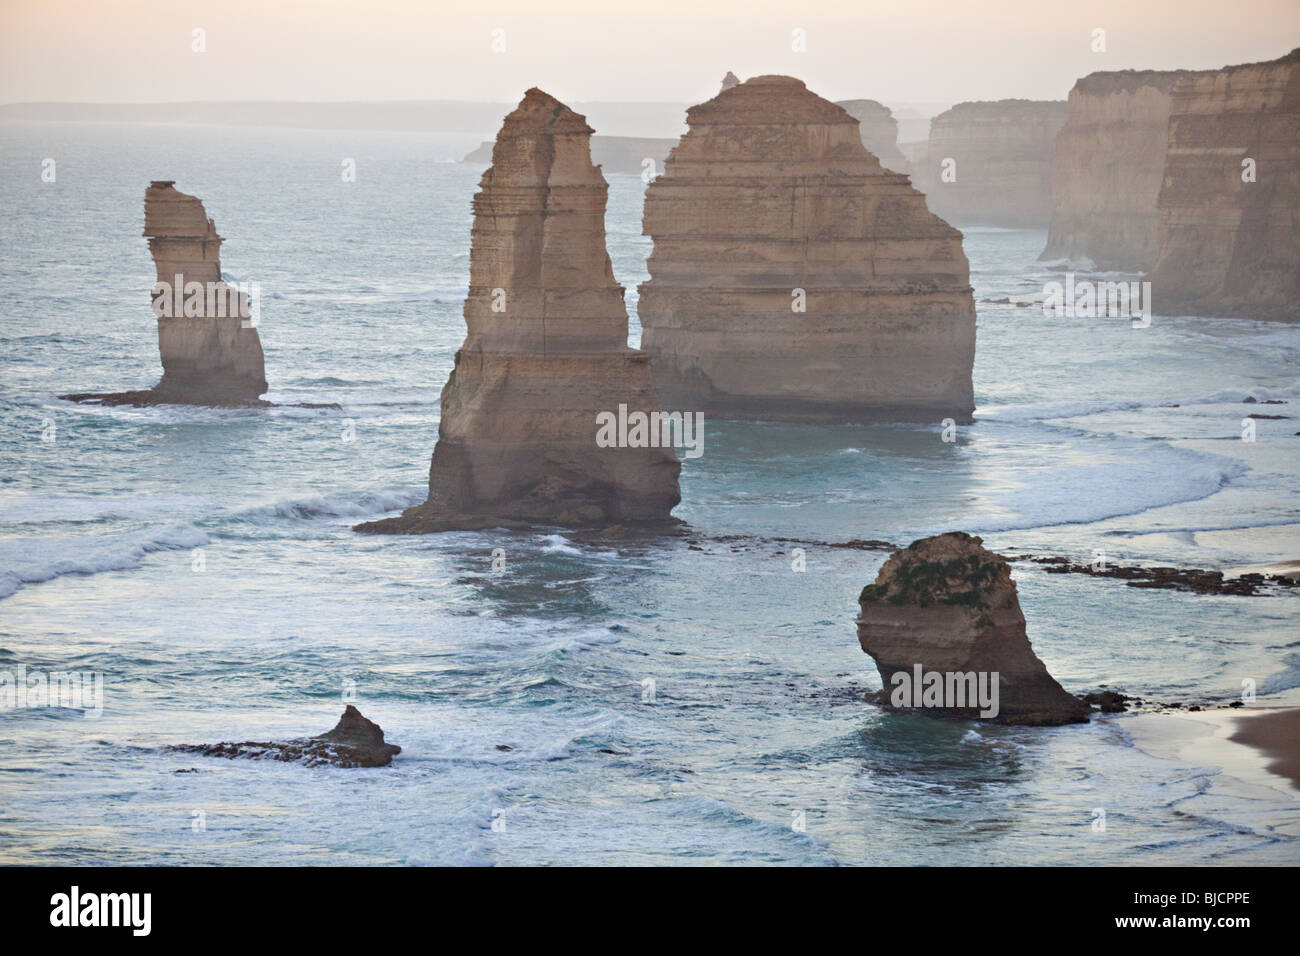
[
  {"xmin": 856, "ymin": 532, "xmax": 1091, "ymax": 726},
  {"xmin": 835, "ymin": 99, "xmax": 909, "ymax": 173},
  {"xmin": 63, "ymin": 181, "xmax": 268, "ymax": 407},
  {"xmin": 913, "ymin": 100, "xmax": 1066, "ymax": 227},
  {"xmin": 170, "ymin": 705, "xmax": 401, "ymax": 768},
  {"xmin": 1040, "ymin": 71, "xmax": 1206, "ymax": 269},
  {"xmin": 357, "ymin": 89, "xmax": 681, "ymax": 534},
  {"xmin": 462, "ymin": 135, "xmax": 677, "ymax": 176},
  {"xmin": 1144, "ymin": 49, "xmax": 1300, "ymax": 319},
  {"xmin": 638, "ymin": 75, "xmax": 975, "ymax": 424}
]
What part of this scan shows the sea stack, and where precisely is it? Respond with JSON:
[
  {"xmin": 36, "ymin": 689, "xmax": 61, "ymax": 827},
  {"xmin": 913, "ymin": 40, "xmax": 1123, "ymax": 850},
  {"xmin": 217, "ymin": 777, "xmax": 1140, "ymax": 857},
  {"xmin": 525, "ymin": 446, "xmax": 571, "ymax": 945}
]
[
  {"xmin": 1039, "ymin": 71, "xmax": 1206, "ymax": 269},
  {"xmin": 914, "ymin": 100, "xmax": 1066, "ymax": 227},
  {"xmin": 63, "ymin": 182, "xmax": 268, "ymax": 407},
  {"xmin": 856, "ymin": 533, "xmax": 1091, "ymax": 726},
  {"xmin": 638, "ymin": 75, "xmax": 976, "ymax": 424},
  {"xmin": 1145, "ymin": 49, "xmax": 1300, "ymax": 320},
  {"xmin": 835, "ymin": 99, "xmax": 910, "ymax": 173},
  {"xmin": 356, "ymin": 89, "xmax": 681, "ymax": 534}
]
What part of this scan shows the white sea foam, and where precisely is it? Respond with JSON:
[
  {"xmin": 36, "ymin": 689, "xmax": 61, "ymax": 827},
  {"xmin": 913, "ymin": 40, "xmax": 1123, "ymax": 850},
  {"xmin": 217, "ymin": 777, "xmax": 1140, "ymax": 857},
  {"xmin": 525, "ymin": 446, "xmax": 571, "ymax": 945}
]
[
  {"xmin": 972, "ymin": 445, "xmax": 1246, "ymax": 533},
  {"xmin": 0, "ymin": 524, "xmax": 209, "ymax": 600},
  {"xmin": 536, "ymin": 534, "xmax": 582, "ymax": 556},
  {"xmin": 0, "ymin": 493, "xmax": 213, "ymax": 524},
  {"xmin": 240, "ymin": 488, "xmax": 423, "ymax": 521}
]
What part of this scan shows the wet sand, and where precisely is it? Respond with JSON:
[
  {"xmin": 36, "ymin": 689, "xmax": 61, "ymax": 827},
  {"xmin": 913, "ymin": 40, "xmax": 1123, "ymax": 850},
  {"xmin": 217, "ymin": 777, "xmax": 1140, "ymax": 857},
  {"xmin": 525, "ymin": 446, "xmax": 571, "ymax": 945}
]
[
  {"xmin": 1124, "ymin": 706, "xmax": 1300, "ymax": 838},
  {"xmin": 1229, "ymin": 708, "xmax": 1300, "ymax": 790}
]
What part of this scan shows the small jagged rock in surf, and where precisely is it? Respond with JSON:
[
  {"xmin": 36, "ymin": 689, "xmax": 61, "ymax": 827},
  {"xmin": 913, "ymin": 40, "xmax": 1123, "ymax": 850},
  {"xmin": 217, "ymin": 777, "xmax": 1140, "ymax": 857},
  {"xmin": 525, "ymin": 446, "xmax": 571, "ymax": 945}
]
[
  {"xmin": 169, "ymin": 705, "xmax": 402, "ymax": 768},
  {"xmin": 355, "ymin": 88, "xmax": 682, "ymax": 535},
  {"xmin": 856, "ymin": 532, "xmax": 1091, "ymax": 726}
]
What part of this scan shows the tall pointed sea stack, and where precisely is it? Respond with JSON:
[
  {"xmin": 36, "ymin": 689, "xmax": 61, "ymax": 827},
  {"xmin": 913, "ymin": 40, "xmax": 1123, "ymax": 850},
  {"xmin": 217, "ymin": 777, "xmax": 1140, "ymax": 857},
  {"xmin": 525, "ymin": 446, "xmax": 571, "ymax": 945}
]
[
  {"xmin": 1145, "ymin": 49, "xmax": 1300, "ymax": 320},
  {"xmin": 356, "ymin": 89, "xmax": 681, "ymax": 534},
  {"xmin": 638, "ymin": 75, "xmax": 975, "ymax": 424},
  {"xmin": 62, "ymin": 182, "xmax": 268, "ymax": 406}
]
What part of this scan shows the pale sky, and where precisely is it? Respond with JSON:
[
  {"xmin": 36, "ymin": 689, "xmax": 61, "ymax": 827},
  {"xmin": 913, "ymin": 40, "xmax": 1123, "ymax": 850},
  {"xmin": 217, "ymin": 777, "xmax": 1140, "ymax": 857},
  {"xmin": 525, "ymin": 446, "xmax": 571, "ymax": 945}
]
[{"xmin": 1, "ymin": 0, "xmax": 1296, "ymax": 106}]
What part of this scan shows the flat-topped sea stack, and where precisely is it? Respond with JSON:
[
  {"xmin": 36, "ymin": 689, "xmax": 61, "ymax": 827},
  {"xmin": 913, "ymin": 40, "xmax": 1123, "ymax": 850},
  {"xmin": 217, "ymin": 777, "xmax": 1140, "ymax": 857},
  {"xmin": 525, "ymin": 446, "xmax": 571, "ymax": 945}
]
[
  {"xmin": 356, "ymin": 89, "xmax": 681, "ymax": 534},
  {"xmin": 638, "ymin": 75, "xmax": 975, "ymax": 424},
  {"xmin": 914, "ymin": 100, "xmax": 1066, "ymax": 227},
  {"xmin": 835, "ymin": 99, "xmax": 909, "ymax": 173},
  {"xmin": 857, "ymin": 533, "xmax": 1091, "ymax": 726},
  {"xmin": 62, "ymin": 182, "xmax": 268, "ymax": 407},
  {"xmin": 1145, "ymin": 49, "xmax": 1300, "ymax": 320},
  {"xmin": 1040, "ymin": 70, "xmax": 1208, "ymax": 269}
]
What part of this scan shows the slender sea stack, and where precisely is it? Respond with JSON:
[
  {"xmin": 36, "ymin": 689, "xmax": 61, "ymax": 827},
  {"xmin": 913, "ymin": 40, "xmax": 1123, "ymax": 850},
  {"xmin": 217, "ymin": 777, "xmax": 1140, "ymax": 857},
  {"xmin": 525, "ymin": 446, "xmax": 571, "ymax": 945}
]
[
  {"xmin": 639, "ymin": 75, "xmax": 975, "ymax": 424},
  {"xmin": 356, "ymin": 89, "xmax": 681, "ymax": 534},
  {"xmin": 1145, "ymin": 49, "xmax": 1300, "ymax": 320},
  {"xmin": 1040, "ymin": 70, "xmax": 1209, "ymax": 269},
  {"xmin": 856, "ymin": 532, "xmax": 1091, "ymax": 726},
  {"xmin": 62, "ymin": 181, "xmax": 268, "ymax": 407},
  {"xmin": 914, "ymin": 99, "xmax": 1065, "ymax": 227}
]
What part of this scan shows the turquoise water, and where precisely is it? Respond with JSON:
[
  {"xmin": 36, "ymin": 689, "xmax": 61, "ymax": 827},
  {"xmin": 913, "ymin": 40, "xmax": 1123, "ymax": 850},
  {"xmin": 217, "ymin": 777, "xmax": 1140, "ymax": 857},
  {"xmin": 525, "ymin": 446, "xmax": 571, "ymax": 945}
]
[{"xmin": 1, "ymin": 122, "xmax": 1297, "ymax": 865}]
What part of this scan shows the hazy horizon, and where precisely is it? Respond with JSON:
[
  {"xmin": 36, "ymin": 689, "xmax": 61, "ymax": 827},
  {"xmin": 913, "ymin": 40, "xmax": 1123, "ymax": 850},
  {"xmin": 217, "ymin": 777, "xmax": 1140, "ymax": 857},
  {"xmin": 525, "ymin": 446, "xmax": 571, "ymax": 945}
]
[{"xmin": 2, "ymin": 0, "xmax": 1296, "ymax": 108}]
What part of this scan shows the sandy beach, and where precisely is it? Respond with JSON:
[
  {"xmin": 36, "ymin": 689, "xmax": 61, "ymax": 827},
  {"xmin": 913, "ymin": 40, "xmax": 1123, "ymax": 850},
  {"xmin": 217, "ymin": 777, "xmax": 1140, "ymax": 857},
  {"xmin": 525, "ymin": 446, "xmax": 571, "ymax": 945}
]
[
  {"xmin": 1125, "ymin": 705, "xmax": 1300, "ymax": 838},
  {"xmin": 1230, "ymin": 709, "xmax": 1300, "ymax": 790}
]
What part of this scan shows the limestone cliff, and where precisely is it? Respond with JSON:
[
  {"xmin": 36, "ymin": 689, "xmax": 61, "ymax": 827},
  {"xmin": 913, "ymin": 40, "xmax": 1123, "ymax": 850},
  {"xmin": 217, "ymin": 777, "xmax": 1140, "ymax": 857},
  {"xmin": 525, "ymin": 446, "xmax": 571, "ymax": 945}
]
[
  {"xmin": 835, "ymin": 99, "xmax": 909, "ymax": 173},
  {"xmin": 1145, "ymin": 49, "xmax": 1300, "ymax": 320},
  {"xmin": 1040, "ymin": 71, "xmax": 1207, "ymax": 269},
  {"xmin": 914, "ymin": 99, "xmax": 1066, "ymax": 227},
  {"xmin": 357, "ymin": 89, "xmax": 681, "ymax": 534},
  {"xmin": 63, "ymin": 181, "xmax": 268, "ymax": 406},
  {"xmin": 638, "ymin": 75, "xmax": 975, "ymax": 424},
  {"xmin": 857, "ymin": 532, "xmax": 1091, "ymax": 726}
]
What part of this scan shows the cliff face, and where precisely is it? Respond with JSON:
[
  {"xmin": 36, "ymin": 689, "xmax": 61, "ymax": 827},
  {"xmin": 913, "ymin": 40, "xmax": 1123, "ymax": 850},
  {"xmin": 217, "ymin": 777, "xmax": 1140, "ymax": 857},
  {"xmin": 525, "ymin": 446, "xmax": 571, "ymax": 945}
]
[
  {"xmin": 914, "ymin": 100, "xmax": 1066, "ymax": 227},
  {"xmin": 638, "ymin": 75, "xmax": 975, "ymax": 424},
  {"xmin": 63, "ymin": 181, "xmax": 268, "ymax": 406},
  {"xmin": 357, "ymin": 89, "xmax": 681, "ymax": 534},
  {"xmin": 1145, "ymin": 49, "xmax": 1300, "ymax": 319},
  {"xmin": 1040, "ymin": 71, "xmax": 1204, "ymax": 269},
  {"xmin": 835, "ymin": 99, "xmax": 909, "ymax": 173},
  {"xmin": 856, "ymin": 533, "xmax": 1091, "ymax": 726}
]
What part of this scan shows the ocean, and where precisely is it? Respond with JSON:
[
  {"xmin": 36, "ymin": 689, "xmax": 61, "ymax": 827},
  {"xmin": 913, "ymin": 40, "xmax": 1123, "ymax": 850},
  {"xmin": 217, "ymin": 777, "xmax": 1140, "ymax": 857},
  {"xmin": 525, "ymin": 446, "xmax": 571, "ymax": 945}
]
[{"xmin": 0, "ymin": 121, "xmax": 1297, "ymax": 865}]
